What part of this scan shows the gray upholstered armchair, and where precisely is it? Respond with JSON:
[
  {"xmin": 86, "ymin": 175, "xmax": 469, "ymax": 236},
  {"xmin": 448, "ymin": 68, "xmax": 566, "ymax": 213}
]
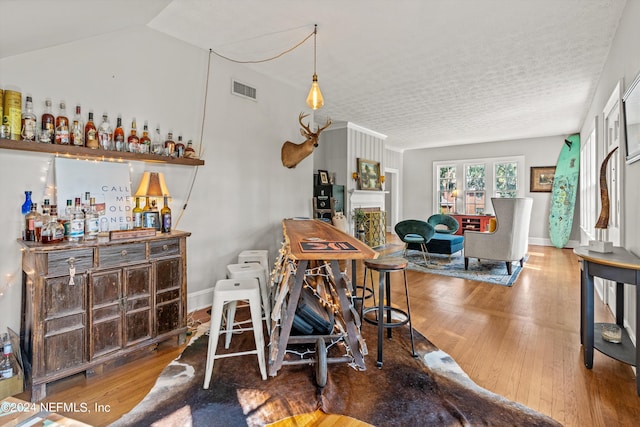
[
  {"xmin": 394, "ymin": 219, "xmax": 435, "ymax": 265},
  {"xmin": 464, "ymin": 198, "xmax": 533, "ymax": 275}
]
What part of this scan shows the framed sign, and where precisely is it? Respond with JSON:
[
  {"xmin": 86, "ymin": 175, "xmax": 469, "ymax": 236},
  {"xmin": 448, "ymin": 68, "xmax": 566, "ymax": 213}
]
[
  {"xmin": 530, "ymin": 166, "xmax": 555, "ymax": 192},
  {"xmin": 357, "ymin": 158, "xmax": 382, "ymax": 190},
  {"xmin": 55, "ymin": 158, "xmax": 133, "ymax": 230}
]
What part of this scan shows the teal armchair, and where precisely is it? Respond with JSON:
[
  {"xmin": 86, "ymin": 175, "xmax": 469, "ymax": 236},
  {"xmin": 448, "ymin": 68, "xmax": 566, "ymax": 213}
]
[
  {"xmin": 427, "ymin": 214, "xmax": 459, "ymax": 235},
  {"xmin": 394, "ymin": 220, "xmax": 435, "ymax": 265}
]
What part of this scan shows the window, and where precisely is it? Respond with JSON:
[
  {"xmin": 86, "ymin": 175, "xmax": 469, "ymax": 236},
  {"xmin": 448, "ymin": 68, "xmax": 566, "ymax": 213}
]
[
  {"xmin": 495, "ymin": 161, "xmax": 518, "ymax": 198},
  {"xmin": 437, "ymin": 165, "xmax": 456, "ymax": 213},
  {"xmin": 465, "ymin": 164, "xmax": 485, "ymax": 214},
  {"xmin": 433, "ymin": 155, "xmax": 524, "ymax": 215}
]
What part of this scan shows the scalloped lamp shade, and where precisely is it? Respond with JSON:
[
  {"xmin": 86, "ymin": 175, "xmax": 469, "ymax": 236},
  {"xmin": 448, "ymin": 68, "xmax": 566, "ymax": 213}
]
[{"xmin": 135, "ymin": 171, "xmax": 170, "ymax": 197}]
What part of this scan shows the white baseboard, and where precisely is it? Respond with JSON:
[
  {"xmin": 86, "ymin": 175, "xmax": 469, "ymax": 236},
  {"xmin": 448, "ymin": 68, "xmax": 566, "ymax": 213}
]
[
  {"xmin": 187, "ymin": 287, "xmax": 214, "ymax": 313},
  {"xmin": 528, "ymin": 237, "xmax": 580, "ymax": 248}
]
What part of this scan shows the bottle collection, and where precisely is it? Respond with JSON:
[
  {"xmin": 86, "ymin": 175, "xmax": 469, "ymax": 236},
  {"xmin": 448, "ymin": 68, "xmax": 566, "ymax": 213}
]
[
  {"xmin": 21, "ymin": 190, "xmax": 172, "ymax": 244},
  {"xmin": 1, "ymin": 89, "xmax": 197, "ymax": 159},
  {"xmin": 0, "ymin": 333, "xmax": 14, "ymax": 379}
]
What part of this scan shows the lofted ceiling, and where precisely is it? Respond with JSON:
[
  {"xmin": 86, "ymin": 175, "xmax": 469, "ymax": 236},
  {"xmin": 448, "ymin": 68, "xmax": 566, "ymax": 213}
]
[{"xmin": 0, "ymin": 0, "xmax": 627, "ymax": 151}]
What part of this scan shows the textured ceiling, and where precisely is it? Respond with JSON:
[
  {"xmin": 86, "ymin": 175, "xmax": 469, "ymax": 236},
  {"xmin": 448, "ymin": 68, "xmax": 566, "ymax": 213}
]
[{"xmin": 0, "ymin": 0, "xmax": 627, "ymax": 151}]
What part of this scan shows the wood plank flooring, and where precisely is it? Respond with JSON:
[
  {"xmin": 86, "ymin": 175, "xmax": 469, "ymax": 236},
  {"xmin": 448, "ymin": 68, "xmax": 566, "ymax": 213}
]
[{"xmin": 17, "ymin": 237, "xmax": 640, "ymax": 426}]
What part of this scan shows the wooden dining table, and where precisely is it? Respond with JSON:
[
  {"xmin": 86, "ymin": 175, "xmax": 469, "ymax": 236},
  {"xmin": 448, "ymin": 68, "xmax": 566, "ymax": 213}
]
[{"xmin": 268, "ymin": 219, "xmax": 378, "ymax": 378}]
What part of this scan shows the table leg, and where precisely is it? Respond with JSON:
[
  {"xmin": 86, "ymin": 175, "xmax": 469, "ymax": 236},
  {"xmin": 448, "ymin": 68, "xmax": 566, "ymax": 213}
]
[
  {"xmin": 330, "ymin": 260, "xmax": 365, "ymax": 370},
  {"xmin": 583, "ymin": 262, "xmax": 594, "ymax": 369},
  {"xmin": 269, "ymin": 260, "xmax": 307, "ymax": 377},
  {"xmin": 636, "ymin": 271, "xmax": 640, "ymax": 396},
  {"xmin": 579, "ymin": 260, "xmax": 584, "ymax": 345},
  {"xmin": 385, "ymin": 271, "xmax": 392, "ymax": 339},
  {"xmin": 616, "ymin": 282, "xmax": 624, "ymax": 327}
]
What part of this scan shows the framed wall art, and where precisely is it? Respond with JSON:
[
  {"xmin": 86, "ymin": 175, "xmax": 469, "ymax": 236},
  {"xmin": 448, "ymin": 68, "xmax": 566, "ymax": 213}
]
[
  {"xmin": 623, "ymin": 71, "xmax": 640, "ymax": 164},
  {"xmin": 530, "ymin": 166, "xmax": 556, "ymax": 192},
  {"xmin": 317, "ymin": 169, "xmax": 329, "ymax": 185},
  {"xmin": 357, "ymin": 158, "xmax": 382, "ymax": 190}
]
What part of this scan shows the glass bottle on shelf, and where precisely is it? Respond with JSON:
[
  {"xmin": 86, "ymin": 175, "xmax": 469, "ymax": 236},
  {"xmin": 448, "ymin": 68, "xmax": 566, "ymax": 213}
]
[
  {"xmin": 161, "ymin": 196, "xmax": 171, "ymax": 233},
  {"xmin": 21, "ymin": 190, "xmax": 32, "ymax": 215},
  {"xmin": 41, "ymin": 205, "xmax": 65, "ymax": 244},
  {"xmin": 40, "ymin": 199, "xmax": 51, "ymax": 229},
  {"xmin": 71, "ymin": 105, "xmax": 84, "ymax": 146},
  {"xmin": 139, "ymin": 122, "xmax": 151, "ymax": 153},
  {"xmin": 84, "ymin": 197, "xmax": 99, "ymax": 240},
  {"xmin": 68, "ymin": 197, "xmax": 85, "ymax": 242},
  {"xmin": 142, "ymin": 196, "xmax": 152, "ymax": 212},
  {"xmin": 127, "ymin": 118, "xmax": 140, "ymax": 153},
  {"xmin": 183, "ymin": 140, "xmax": 196, "ymax": 158},
  {"xmin": 164, "ymin": 132, "xmax": 175, "ymax": 157},
  {"xmin": 33, "ymin": 202, "xmax": 45, "ymax": 242},
  {"xmin": 0, "ymin": 115, "xmax": 11, "ymax": 139},
  {"xmin": 114, "ymin": 115, "xmax": 125, "ymax": 152},
  {"xmin": 55, "ymin": 102, "xmax": 70, "ymax": 144},
  {"xmin": 98, "ymin": 114, "xmax": 113, "ymax": 151},
  {"xmin": 85, "ymin": 112, "xmax": 98, "ymax": 149},
  {"xmin": 132, "ymin": 197, "xmax": 143, "ymax": 228},
  {"xmin": 21, "ymin": 96, "xmax": 37, "ymax": 141},
  {"xmin": 175, "ymin": 135, "xmax": 185, "ymax": 158},
  {"xmin": 24, "ymin": 202, "xmax": 38, "ymax": 242},
  {"xmin": 151, "ymin": 125, "xmax": 163, "ymax": 155},
  {"xmin": 40, "ymin": 99, "xmax": 55, "ymax": 144}
]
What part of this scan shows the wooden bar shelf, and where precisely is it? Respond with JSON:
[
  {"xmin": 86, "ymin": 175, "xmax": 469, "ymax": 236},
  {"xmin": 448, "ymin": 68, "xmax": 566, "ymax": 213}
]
[{"xmin": 0, "ymin": 138, "xmax": 204, "ymax": 166}]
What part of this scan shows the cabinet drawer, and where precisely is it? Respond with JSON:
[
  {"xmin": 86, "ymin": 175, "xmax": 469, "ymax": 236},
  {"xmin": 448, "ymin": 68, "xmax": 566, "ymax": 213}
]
[
  {"xmin": 99, "ymin": 243, "xmax": 146, "ymax": 267},
  {"xmin": 150, "ymin": 239, "xmax": 180, "ymax": 258},
  {"xmin": 47, "ymin": 249, "xmax": 94, "ymax": 276}
]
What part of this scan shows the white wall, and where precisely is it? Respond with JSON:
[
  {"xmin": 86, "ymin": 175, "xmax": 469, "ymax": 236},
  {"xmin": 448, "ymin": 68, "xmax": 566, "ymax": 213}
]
[
  {"xmin": 0, "ymin": 27, "xmax": 312, "ymax": 332},
  {"xmin": 579, "ymin": 0, "xmax": 640, "ymax": 343},
  {"xmin": 402, "ymin": 134, "xmax": 579, "ymax": 245}
]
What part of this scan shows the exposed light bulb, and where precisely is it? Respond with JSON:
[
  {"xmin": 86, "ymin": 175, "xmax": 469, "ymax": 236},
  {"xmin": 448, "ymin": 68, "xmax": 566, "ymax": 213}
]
[{"xmin": 306, "ymin": 74, "xmax": 324, "ymax": 110}]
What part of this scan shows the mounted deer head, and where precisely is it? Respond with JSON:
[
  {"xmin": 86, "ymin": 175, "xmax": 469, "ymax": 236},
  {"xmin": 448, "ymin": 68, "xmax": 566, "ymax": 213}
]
[{"xmin": 281, "ymin": 113, "xmax": 332, "ymax": 168}]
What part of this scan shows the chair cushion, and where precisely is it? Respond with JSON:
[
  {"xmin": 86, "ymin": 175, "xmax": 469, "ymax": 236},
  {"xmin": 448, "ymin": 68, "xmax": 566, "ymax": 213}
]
[
  {"xmin": 426, "ymin": 233, "xmax": 464, "ymax": 255},
  {"xmin": 403, "ymin": 233, "xmax": 427, "ymax": 243}
]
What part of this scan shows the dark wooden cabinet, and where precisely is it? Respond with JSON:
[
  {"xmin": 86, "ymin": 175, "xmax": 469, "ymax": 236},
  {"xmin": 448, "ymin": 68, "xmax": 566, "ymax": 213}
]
[{"xmin": 18, "ymin": 230, "xmax": 190, "ymax": 401}]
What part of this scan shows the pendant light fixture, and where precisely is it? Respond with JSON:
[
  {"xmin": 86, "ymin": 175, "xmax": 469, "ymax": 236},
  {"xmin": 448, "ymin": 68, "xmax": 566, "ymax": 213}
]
[{"xmin": 306, "ymin": 24, "xmax": 324, "ymax": 110}]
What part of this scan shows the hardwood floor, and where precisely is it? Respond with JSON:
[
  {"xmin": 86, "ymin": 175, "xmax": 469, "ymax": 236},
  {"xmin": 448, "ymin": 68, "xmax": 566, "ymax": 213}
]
[{"xmin": 17, "ymin": 236, "xmax": 639, "ymax": 426}]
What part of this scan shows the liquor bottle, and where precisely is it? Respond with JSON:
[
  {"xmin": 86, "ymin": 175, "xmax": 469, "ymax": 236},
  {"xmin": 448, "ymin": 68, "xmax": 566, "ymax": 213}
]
[
  {"xmin": 84, "ymin": 197, "xmax": 99, "ymax": 240},
  {"xmin": 142, "ymin": 196, "xmax": 152, "ymax": 212},
  {"xmin": 21, "ymin": 95, "xmax": 37, "ymax": 141},
  {"xmin": 161, "ymin": 196, "xmax": 172, "ymax": 233},
  {"xmin": 98, "ymin": 114, "xmax": 113, "ymax": 150},
  {"xmin": 139, "ymin": 122, "xmax": 151, "ymax": 153},
  {"xmin": 151, "ymin": 125, "xmax": 163, "ymax": 155},
  {"xmin": 127, "ymin": 118, "xmax": 140, "ymax": 153},
  {"xmin": 183, "ymin": 140, "xmax": 196, "ymax": 158},
  {"xmin": 33, "ymin": 202, "xmax": 44, "ymax": 242},
  {"xmin": 68, "ymin": 197, "xmax": 85, "ymax": 242},
  {"xmin": 21, "ymin": 190, "xmax": 33, "ymax": 215},
  {"xmin": 132, "ymin": 197, "xmax": 143, "ymax": 228},
  {"xmin": 59, "ymin": 199, "xmax": 73, "ymax": 238},
  {"xmin": 40, "ymin": 199, "xmax": 51, "ymax": 229},
  {"xmin": 164, "ymin": 132, "xmax": 175, "ymax": 157},
  {"xmin": 41, "ymin": 205, "xmax": 65, "ymax": 244},
  {"xmin": 40, "ymin": 99, "xmax": 55, "ymax": 144},
  {"xmin": 175, "ymin": 135, "xmax": 185, "ymax": 158},
  {"xmin": 85, "ymin": 112, "xmax": 98, "ymax": 149},
  {"xmin": 0, "ymin": 341, "xmax": 13, "ymax": 379},
  {"xmin": 114, "ymin": 115, "xmax": 125, "ymax": 152},
  {"xmin": 55, "ymin": 102, "xmax": 70, "ymax": 144},
  {"xmin": 0, "ymin": 115, "xmax": 11, "ymax": 139},
  {"xmin": 82, "ymin": 191, "xmax": 91, "ymax": 214},
  {"xmin": 71, "ymin": 105, "xmax": 84, "ymax": 146},
  {"xmin": 24, "ymin": 202, "xmax": 38, "ymax": 241}
]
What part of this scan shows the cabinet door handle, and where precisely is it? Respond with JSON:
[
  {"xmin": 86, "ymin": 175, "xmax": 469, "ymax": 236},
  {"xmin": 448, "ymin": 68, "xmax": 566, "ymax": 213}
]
[
  {"xmin": 121, "ymin": 250, "xmax": 128, "ymax": 257},
  {"xmin": 162, "ymin": 244, "xmax": 168, "ymax": 251}
]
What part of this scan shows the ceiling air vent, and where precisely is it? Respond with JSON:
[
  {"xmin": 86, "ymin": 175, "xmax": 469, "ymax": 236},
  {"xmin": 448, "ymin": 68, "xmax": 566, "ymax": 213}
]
[{"xmin": 231, "ymin": 79, "xmax": 257, "ymax": 101}]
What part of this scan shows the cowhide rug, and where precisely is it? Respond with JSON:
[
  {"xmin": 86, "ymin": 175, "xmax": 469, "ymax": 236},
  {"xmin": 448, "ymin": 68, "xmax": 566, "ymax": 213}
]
[{"xmin": 113, "ymin": 318, "xmax": 562, "ymax": 427}]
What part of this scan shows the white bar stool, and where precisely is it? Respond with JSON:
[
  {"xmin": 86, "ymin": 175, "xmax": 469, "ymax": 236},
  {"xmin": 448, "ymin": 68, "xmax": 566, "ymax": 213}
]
[
  {"xmin": 226, "ymin": 263, "xmax": 271, "ymax": 345},
  {"xmin": 203, "ymin": 278, "xmax": 267, "ymax": 389},
  {"xmin": 238, "ymin": 249, "xmax": 269, "ymax": 276}
]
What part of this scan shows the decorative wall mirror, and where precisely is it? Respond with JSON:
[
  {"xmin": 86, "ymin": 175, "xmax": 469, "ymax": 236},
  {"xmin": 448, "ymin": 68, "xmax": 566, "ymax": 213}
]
[{"xmin": 623, "ymin": 72, "xmax": 640, "ymax": 164}]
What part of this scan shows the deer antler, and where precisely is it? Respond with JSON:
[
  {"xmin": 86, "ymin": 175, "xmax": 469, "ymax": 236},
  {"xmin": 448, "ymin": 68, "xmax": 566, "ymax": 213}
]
[{"xmin": 298, "ymin": 113, "xmax": 312, "ymax": 135}]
